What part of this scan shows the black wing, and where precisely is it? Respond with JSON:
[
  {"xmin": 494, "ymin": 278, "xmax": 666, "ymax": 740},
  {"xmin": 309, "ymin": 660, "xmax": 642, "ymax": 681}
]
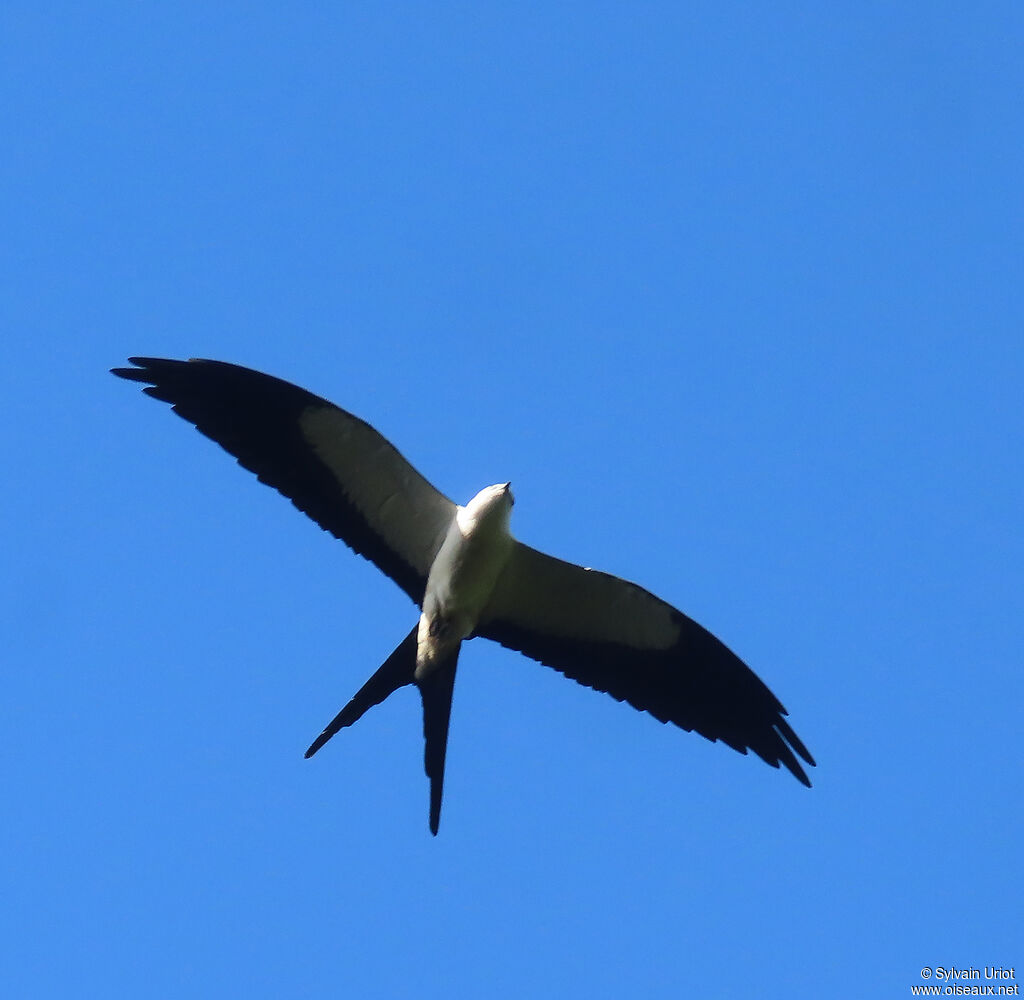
[
  {"xmin": 477, "ymin": 543, "xmax": 815, "ymax": 785},
  {"xmin": 112, "ymin": 358, "xmax": 455, "ymax": 605}
]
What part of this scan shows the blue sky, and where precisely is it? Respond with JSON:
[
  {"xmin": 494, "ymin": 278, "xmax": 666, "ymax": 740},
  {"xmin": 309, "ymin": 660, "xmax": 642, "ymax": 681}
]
[{"xmin": 3, "ymin": 3, "xmax": 1021, "ymax": 997}]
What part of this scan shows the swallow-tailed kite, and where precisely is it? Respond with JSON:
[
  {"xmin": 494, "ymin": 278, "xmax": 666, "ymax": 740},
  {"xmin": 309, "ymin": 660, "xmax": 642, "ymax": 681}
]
[{"xmin": 113, "ymin": 358, "xmax": 815, "ymax": 833}]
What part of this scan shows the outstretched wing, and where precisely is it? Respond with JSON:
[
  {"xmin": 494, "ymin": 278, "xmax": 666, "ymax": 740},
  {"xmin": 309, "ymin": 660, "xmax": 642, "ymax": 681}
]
[
  {"xmin": 112, "ymin": 358, "xmax": 456, "ymax": 605},
  {"xmin": 477, "ymin": 542, "xmax": 815, "ymax": 785}
]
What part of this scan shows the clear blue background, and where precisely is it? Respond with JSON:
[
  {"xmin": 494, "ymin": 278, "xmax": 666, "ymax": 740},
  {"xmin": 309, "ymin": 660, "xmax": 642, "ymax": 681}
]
[{"xmin": 3, "ymin": 4, "xmax": 1020, "ymax": 997}]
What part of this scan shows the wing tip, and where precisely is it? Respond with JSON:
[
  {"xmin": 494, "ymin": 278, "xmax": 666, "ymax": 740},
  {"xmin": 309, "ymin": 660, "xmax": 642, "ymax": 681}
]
[
  {"xmin": 111, "ymin": 357, "xmax": 178, "ymax": 384},
  {"xmin": 112, "ymin": 357, "xmax": 221, "ymax": 382},
  {"xmin": 110, "ymin": 360, "xmax": 149, "ymax": 382},
  {"xmin": 785, "ymin": 757, "xmax": 813, "ymax": 788},
  {"xmin": 771, "ymin": 717, "xmax": 815, "ymax": 787}
]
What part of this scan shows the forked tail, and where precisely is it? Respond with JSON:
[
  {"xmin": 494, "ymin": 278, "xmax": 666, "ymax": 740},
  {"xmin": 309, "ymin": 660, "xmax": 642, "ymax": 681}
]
[
  {"xmin": 419, "ymin": 646, "xmax": 459, "ymax": 835},
  {"xmin": 304, "ymin": 624, "xmax": 461, "ymax": 835},
  {"xmin": 304, "ymin": 626, "xmax": 418, "ymax": 758}
]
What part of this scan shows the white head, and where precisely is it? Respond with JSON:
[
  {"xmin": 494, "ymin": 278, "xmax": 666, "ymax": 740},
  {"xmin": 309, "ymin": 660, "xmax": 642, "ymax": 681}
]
[{"xmin": 462, "ymin": 482, "xmax": 515, "ymax": 525}]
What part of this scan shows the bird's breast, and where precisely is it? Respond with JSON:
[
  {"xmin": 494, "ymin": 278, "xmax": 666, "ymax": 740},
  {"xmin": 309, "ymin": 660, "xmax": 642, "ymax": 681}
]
[{"xmin": 418, "ymin": 509, "xmax": 513, "ymax": 672}]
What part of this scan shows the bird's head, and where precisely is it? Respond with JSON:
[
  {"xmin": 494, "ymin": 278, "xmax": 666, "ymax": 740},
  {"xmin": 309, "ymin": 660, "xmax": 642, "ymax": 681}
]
[{"xmin": 463, "ymin": 482, "xmax": 515, "ymax": 524}]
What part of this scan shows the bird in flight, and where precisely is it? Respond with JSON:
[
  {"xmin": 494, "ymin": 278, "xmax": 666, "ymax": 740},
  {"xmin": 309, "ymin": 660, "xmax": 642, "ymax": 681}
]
[{"xmin": 113, "ymin": 357, "xmax": 814, "ymax": 834}]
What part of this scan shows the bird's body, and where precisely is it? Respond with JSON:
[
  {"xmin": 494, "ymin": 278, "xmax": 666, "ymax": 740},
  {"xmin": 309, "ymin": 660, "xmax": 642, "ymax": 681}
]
[
  {"xmin": 112, "ymin": 357, "xmax": 815, "ymax": 834},
  {"xmin": 418, "ymin": 483, "xmax": 514, "ymax": 679}
]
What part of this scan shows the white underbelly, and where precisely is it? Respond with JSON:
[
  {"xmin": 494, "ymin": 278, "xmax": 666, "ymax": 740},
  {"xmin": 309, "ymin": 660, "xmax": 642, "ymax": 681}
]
[{"xmin": 417, "ymin": 510, "xmax": 513, "ymax": 671}]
